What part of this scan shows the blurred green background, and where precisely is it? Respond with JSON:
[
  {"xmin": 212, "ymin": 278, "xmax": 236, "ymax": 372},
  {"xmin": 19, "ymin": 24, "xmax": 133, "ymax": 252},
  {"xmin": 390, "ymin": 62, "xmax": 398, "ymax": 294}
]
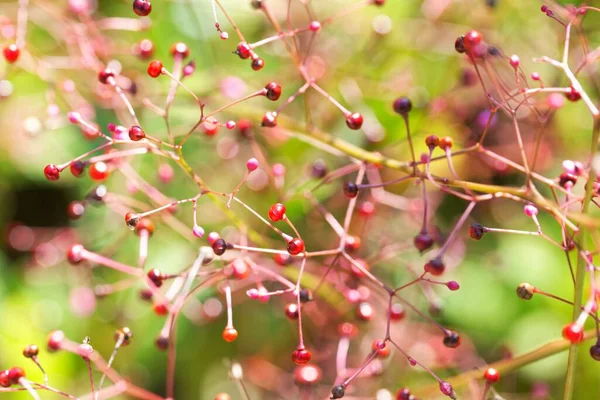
[{"xmin": 1, "ymin": 0, "xmax": 600, "ymax": 398}]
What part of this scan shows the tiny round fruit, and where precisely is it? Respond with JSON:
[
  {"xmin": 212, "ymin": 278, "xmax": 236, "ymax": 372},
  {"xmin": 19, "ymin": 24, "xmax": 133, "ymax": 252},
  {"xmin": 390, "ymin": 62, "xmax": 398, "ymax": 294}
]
[
  {"xmin": 222, "ymin": 327, "xmax": 238, "ymax": 342},
  {"xmin": 147, "ymin": 60, "xmax": 163, "ymax": 78},
  {"xmin": 23, "ymin": 344, "xmax": 39, "ymax": 358},
  {"xmin": 517, "ymin": 282, "xmax": 535, "ymax": 300},
  {"xmin": 393, "ymin": 97, "xmax": 412, "ymax": 115},
  {"xmin": 98, "ymin": 68, "xmax": 115, "ymax": 84},
  {"xmin": 44, "ymin": 164, "xmax": 61, "ymax": 181},
  {"xmin": 251, "ymin": 58, "xmax": 265, "ymax": 71},
  {"xmin": 147, "ymin": 268, "xmax": 163, "ymax": 287},
  {"xmin": 3, "ymin": 44, "xmax": 20, "ymax": 63},
  {"xmin": 70, "ymin": 161, "xmax": 85, "ymax": 177},
  {"xmin": 236, "ymin": 43, "xmax": 252, "ymax": 59},
  {"xmin": 483, "ymin": 367, "xmax": 500, "ymax": 383},
  {"xmin": 291, "ymin": 347, "xmax": 312, "ymax": 365},
  {"xmin": 330, "ymin": 385, "xmax": 345, "ymax": 399},
  {"xmin": 287, "ymin": 238, "xmax": 305, "ymax": 255},
  {"xmin": 590, "ymin": 344, "xmax": 600, "ymax": 361},
  {"xmin": 463, "ymin": 30, "xmax": 482, "ymax": 51},
  {"xmin": 265, "ymin": 82, "xmax": 282, "ymax": 101},
  {"xmin": 170, "ymin": 42, "xmax": 190, "ymax": 59},
  {"xmin": 343, "ymin": 182, "xmax": 359, "ymax": 198},
  {"xmin": 212, "ymin": 238, "xmax": 227, "ymax": 256},
  {"xmin": 129, "ymin": 125, "xmax": 145, "ymax": 141},
  {"xmin": 443, "ymin": 331, "xmax": 461, "ymax": 348},
  {"xmin": 562, "ymin": 323, "xmax": 584, "ymax": 343},
  {"xmin": 89, "ymin": 162, "xmax": 109, "ymax": 181},
  {"xmin": 268, "ymin": 203, "xmax": 286, "ymax": 221},
  {"xmin": 345, "ymin": 112, "xmax": 363, "ymax": 130},
  {"xmin": 133, "ymin": 0, "xmax": 152, "ymax": 16},
  {"xmin": 424, "ymin": 258, "xmax": 445, "ymax": 276},
  {"xmin": 469, "ymin": 223, "xmax": 485, "ymax": 240},
  {"xmin": 413, "ymin": 232, "xmax": 434, "ymax": 252}
]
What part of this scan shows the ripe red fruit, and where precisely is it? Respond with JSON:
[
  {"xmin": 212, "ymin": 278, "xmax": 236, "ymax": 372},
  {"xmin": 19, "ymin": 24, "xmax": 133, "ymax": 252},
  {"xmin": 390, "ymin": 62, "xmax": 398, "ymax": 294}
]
[
  {"xmin": 47, "ymin": 330, "xmax": 65, "ymax": 351},
  {"xmin": 203, "ymin": 119, "xmax": 220, "ymax": 136},
  {"xmin": 170, "ymin": 42, "xmax": 190, "ymax": 59},
  {"xmin": 344, "ymin": 235, "xmax": 361, "ymax": 252},
  {"xmin": 285, "ymin": 303, "xmax": 299, "ymax": 319},
  {"xmin": 70, "ymin": 161, "xmax": 85, "ymax": 177},
  {"xmin": 136, "ymin": 219, "xmax": 155, "ymax": 236},
  {"xmin": 147, "ymin": 268, "xmax": 164, "ymax": 287},
  {"xmin": 469, "ymin": 223, "xmax": 485, "ymax": 240},
  {"xmin": 274, "ymin": 252, "xmax": 292, "ymax": 266},
  {"xmin": 291, "ymin": 347, "xmax": 312, "ymax": 365},
  {"xmin": 463, "ymin": 30, "xmax": 482, "ymax": 51},
  {"xmin": 483, "ymin": 367, "xmax": 500, "ymax": 383},
  {"xmin": 424, "ymin": 258, "xmax": 445, "ymax": 276},
  {"xmin": 68, "ymin": 201, "xmax": 86, "ymax": 220},
  {"xmin": 235, "ymin": 43, "xmax": 252, "ymax": 59},
  {"xmin": 230, "ymin": 258, "xmax": 251, "ymax": 280},
  {"xmin": 251, "ymin": 58, "xmax": 265, "ymax": 71},
  {"xmin": 147, "ymin": 60, "xmax": 163, "ymax": 78},
  {"xmin": 44, "ymin": 164, "xmax": 61, "ymax": 181},
  {"xmin": 562, "ymin": 323, "xmax": 584, "ymax": 343},
  {"xmin": 268, "ymin": 203, "xmax": 286, "ymax": 221},
  {"xmin": 133, "ymin": 0, "xmax": 152, "ymax": 16},
  {"xmin": 3, "ymin": 44, "xmax": 20, "ymax": 63},
  {"xmin": 153, "ymin": 303, "xmax": 169, "ymax": 315},
  {"xmin": 0, "ymin": 370, "xmax": 9, "ymax": 388},
  {"xmin": 345, "ymin": 112, "xmax": 363, "ymax": 130},
  {"xmin": 265, "ymin": 82, "xmax": 282, "ymax": 101},
  {"xmin": 212, "ymin": 238, "xmax": 228, "ymax": 256},
  {"xmin": 261, "ymin": 111, "xmax": 278, "ymax": 127},
  {"xmin": 413, "ymin": 232, "xmax": 434, "ymax": 252},
  {"xmin": 89, "ymin": 161, "xmax": 109, "ymax": 181},
  {"xmin": 98, "ymin": 68, "xmax": 115, "ymax": 84},
  {"xmin": 439, "ymin": 136, "xmax": 453, "ymax": 150},
  {"xmin": 137, "ymin": 39, "xmax": 154, "ymax": 59},
  {"xmin": 287, "ymin": 238, "xmax": 305, "ymax": 255},
  {"xmin": 443, "ymin": 331, "xmax": 461, "ymax": 348},
  {"xmin": 67, "ymin": 244, "xmax": 85, "ymax": 264},
  {"xmin": 23, "ymin": 344, "xmax": 39, "ymax": 358},
  {"xmin": 7, "ymin": 368, "xmax": 24, "ymax": 384},
  {"xmin": 343, "ymin": 182, "xmax": 359, "ymax": 198},
  {"xmin": 389, "ymin": 303, "xmax": 406, "ymax": 321},
  {"xmin": 222, "ymin": 327, "xmax": 238, "ymax": 342},
  {"xmin": 125, "ymin": 212, "xmax": 141, "ymax": 229},
  {"xmin": 566, "ymin": 86, "xmax": 582, "ymax": 102},
  {"xmin": 372, "ymin": 340, "xmax": 390, "ymax": 358},
  {"xmin": 396, "ymin": 388, "xmax": 412, "ymax": 400},
  {"xmin": 425, "ymin": 135, "xmax": 439, "ymax": 149},
  {"xmin": 129, "ymin": 125, "xmax": 146, "ymax": 141}
]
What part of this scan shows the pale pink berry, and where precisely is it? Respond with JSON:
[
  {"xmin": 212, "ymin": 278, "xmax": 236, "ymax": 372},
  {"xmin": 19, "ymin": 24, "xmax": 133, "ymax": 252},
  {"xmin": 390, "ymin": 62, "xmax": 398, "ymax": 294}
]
[
  {"xmin": 531, "ymin": 72, "xmax": 541, "ymax": 81},
  {"xmin": 272, "ymin": 163, "xmax": 286, "ymax": 177},
  {"xmin": 420, "ymin": 153, "xmax": 430, "ymax": 163},
  {"xmin": 207, "ymin": 231, "xmax": 220, "ymax": 246},
  {"xmin": 509, "ymin": 54, "xmax": 520, "ymax": 68},
  {"xmin": 77, "ymin": 343, "xmax": 94, "ymax": 358},
  {"xmin": 524, "ymin": 204, "xmax": 538, "ymax": 217},
  {"xmin": 68, "ymin": 111, "xmax": 81, "ymax": 123},
  {"xmin": 226, "ymin": 120, "xmax": 236, "ymax": 129},
  {"xmin": 246, "ymin": 158, "xmax": 259, "ymax": 172},
  {"xmin": 220, "ymin": 31, "xmax": 229, "ymax": 40},
  {"xmin": 257, "ymin": 287, "xmax": 269, "ymax": 303},
  {"xmin": 562, "ymin": 160, "xmax": 576, "ymax": 175},
  {"xmin": 309, "ymin": 21, "xmax": 321, "ymax": 32},
  {"xmin": 193, "ymin": 225, "xmax": 205, "ymax": 238},
  {"xmin": 158, "ymin": 163, "xmax": 174, "ymax": 184},
  {"xmin": 113, "ymin": 126, "xmax": 129, "ymax": 141},
  {"xmin": 247, "ymin": 288, "xmax": 259, "ymax": 299},
  {"xmin": 547, "ymin": 93, "xmax": 565, "ymax": 109}
]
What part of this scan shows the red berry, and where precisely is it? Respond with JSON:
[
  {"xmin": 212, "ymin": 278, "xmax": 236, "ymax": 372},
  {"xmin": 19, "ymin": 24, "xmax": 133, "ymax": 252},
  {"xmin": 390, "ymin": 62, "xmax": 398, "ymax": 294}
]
[
  {"xmin": 439, "ymin": 136, "xmax": 453, "ymax": 150},
  {"xmin": 372, "ymin": 340, "xmax": 390, "ymax": 358},
  {"xmin": 424, "ymin": 258, "xmax": 445, "ymax": 276},
  {"xmin": 344, "ymin": 235, "xmax": 361, "ymax": 252},
  {"xmin": 261, "ymin": 111, "xmax": 278, "ymax": 127},
  {"xmin": 170, "ymin": 42, "xmax": 190, "ymax": 59},
  {"xmin": 155, "ymin": 336, "xmax": 169, "ymax": 350},
  {"xmin": 3, "ymin": 44, "xmax": 20, "ymax": 63},
  {"xmin": 469, "ymin": 223, "xmax": 485, "ymax": 240},
  {"xmin": 125, "ymin": 212, "xmax": 141, "ymax": 230},
  {"xmin": 345, "ymin": 112, "xmax": 363, "ymax": 130},
  {"xmin": 285, "ymin": 303, "xmax": 299, "ymax": 319},
  {"xmin": 137, "ymin": 39, "xmax": 154, "ymax": 59},
  {"xmin": 265, "ymin": 82, "xmax": 282, "ymax": 101},
  {"xmin": 268, "ymin": 203, "xmax": 286, "ymax": 221},
  {"xmin": 287, "ymin": 238, "xmax": 305, "ymax": 255},
  {"xmin": 212, "ymin": 238, "xmax": 228, "ymax": 256},
  {"xmin": 293, "ymin": 364, "xmax": 322, "ymax": 385},
  {"xmin": 222, "ymin": 327, "xmax": 238, "ymax": 342},
  {"xmin": 343, "ymin": 182, "xmax": 359, "ymax": 198},
  {"xmin": 483, "ymin": 367, "xmax": 500, "ymax": 383},
  {"xmin": 291, "ymin": 347, "xmax": 312, "ymax": 365},
  {"xmin": 133, "ymin": 0, "xmax": 152, "ymax": 16},
  {"xmin": 0, "ymin": 371, "xmax": 9, "ymax": 388},
  {"xmin": 136, "ymin": 219, "xmax": 155, "ymax": 236},
  {"xmin": 203, "ymin": 119, "xmax": 220, "ymax": 136},
  {"xmin": 274, "ymin": 252, "xmax": 293, "ymax": 266},
  {"xmin": 47, "ymin": 330, "xmax": 65, "ymax": 351},
  {"xmin": 566, "ymin": 86, "xmax": 582, "ymax": 102},
  {"xmin": 68, "ymin": 201, "xmax": 86, "ymax": 220},
  {"xmin": 338, "ymin": 322, "xmax": 359, "ymax": 338},
  {"xmin": 389, "ymin": 303, "xmax": 406, "ymax": 321},
  {"xmin": 147, "ymin": 268, "xmax": 164, "ymax": 287},
  {"xmin": 425, "ymin": 135, "xmax": 439, "ymax": 149},
  {"xmin": 147, "ymin": 60, "xmax": 163, "ymax": 78},
  {"xmin": 230, "ymin": 258, "xmax": 251, "ymax": 280},
  {"xmin": 443, "ymin": 331, "xmax": 461, "ymax": 348},
  {"xmin": 44, "ymin": 164, "xmax": 61, "ymax": 181},
  {"xmin": 356, "ymin": 302, "xmax": 374, "ymax": 320},
  {"xmin": 396, "ymin": 388, "xmax": 411, "ymax": 400},
  {"xmin": 67, "ymin": 244, "xmax": 85, "ymax": 264},
  {"xmin": 413, "ymin": 232, "xmax": 434, "ymax": 252},
  {"xmin": 98, "ymin": 68, "xmax": 115, "ymax": 84},
  {"xmin": 562, "ymin": 323, "xmax": 584, "ymax": 343},
  {"xmin": 153, "ymin": 303, "xmax": 169, "ymax": 315},
  {"xmin": 236, "ymin": 43, "xmax": 252, "ymax": 59},
  {"xmin": 463, "ymin": 30, "xmax": 482, "ymax": 51},
  {"xmin": 70, "ymin": 161, "xmax": 85, "ymax": 177},
  {"xmin": 251, "ymin": 58, "xmax": 265, "ymax": 71},
  {"xmin": 7, "ymin": 368, "xmax": 24, "ymax": 384},
  {"xmin": 89, "ymin": 161, "xmax": 109, "ymax": 181},
  {"xmin": 129, "ymin": 125, "xmax": 146, "ymax": 141}
]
